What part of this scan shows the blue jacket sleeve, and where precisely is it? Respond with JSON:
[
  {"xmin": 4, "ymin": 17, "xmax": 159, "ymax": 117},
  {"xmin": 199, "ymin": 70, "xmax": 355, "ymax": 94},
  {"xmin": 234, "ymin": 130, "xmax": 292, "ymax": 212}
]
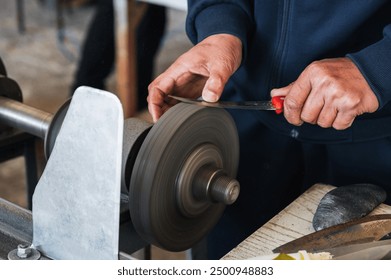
[
  {"xmin": 347, "ymin": 24, "xmax": 391, "ymax": 108},
  {"xmin": 186, "ymin": 0, "xmax": 254, "ymax": 60}
]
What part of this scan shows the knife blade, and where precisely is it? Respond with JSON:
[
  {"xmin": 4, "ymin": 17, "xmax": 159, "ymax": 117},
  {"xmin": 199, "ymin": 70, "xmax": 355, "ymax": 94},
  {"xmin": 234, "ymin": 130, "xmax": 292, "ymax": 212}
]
[
  {"xmin": 168, "ymin": 95, "xmax": 284, "ymax": 112},
  {"xmin": 249, "ymin": 239, "xmax": 391, "ymax": 260},
  {"xmin": 326, "ymin": 239, "xmax": 391, "ymax": 260},
  {"xmin": 273, "ymin": 214, "xmax": 391, "ymax": 254}
]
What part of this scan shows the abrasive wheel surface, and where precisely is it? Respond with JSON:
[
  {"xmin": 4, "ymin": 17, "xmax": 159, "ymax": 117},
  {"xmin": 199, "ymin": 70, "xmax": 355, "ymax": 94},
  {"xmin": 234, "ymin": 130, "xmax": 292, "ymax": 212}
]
[
  {"xmin": 129, "ymin": 103, "xmax": 239, "ymax": 251},
  {"xmin": 45, "ymin": 99, "xmax": 70, "ymax": 158}
]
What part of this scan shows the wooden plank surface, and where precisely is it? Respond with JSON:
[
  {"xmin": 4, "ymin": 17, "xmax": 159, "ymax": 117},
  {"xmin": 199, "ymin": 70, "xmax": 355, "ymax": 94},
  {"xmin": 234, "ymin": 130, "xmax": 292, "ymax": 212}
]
[{"xmin": 222, "ymin": 183, "xmax": 391, "ymax": 260}]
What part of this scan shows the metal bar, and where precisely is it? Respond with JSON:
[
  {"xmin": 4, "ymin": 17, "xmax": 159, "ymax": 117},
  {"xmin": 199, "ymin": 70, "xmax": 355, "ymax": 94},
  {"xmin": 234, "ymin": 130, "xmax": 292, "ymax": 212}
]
[
  {"xmin": 0, "ymin": 197, "xmax": 32, "ymax": 260},
  {"xmin": 0, "ymin": 96, "xmax": 53, "ymax": 139}
]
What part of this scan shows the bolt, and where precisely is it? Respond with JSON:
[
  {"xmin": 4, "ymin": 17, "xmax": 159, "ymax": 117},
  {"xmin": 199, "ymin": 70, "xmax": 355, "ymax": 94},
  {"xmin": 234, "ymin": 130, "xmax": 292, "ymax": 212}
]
[
  {"xmin": 16, "ymin": 244, "xmax": 32, "ymax": 259},
  {"xmin": 210, "ymin": 174, "xmax": 240, "ymax": 205},
  {"xmin": 193, "ymin": 167, "xmax": 240, "ymax": 205}
]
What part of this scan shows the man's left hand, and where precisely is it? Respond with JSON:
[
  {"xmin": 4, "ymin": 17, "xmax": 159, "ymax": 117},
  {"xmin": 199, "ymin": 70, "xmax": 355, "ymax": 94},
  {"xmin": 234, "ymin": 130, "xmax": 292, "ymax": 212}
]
[{"xmin": 271, "ymin": 57, "xmax": 379, "ymax": 130}]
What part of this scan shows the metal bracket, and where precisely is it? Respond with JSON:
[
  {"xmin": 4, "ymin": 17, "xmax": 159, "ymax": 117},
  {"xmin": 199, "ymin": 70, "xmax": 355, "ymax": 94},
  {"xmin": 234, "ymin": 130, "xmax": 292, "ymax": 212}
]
[{"xmin": 32, "ymin": 86, "xmax": 123, "ymax": 259}]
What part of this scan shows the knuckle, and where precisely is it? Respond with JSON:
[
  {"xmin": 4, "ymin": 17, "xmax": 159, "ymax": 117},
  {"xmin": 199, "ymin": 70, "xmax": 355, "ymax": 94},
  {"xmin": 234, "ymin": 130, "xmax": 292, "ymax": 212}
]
[
  {"xmin": 306, "ymin": 60, "xmax": 325, "ymax": 76},
  {"xmin": 286, "ymin": 118, "xmax": 301, "ymax": 126},
  {"xmin": 214, "ymin": 58, "xmax": 236, "ymax": 77},
  {"xmin": 210, "ymin": 74, "xmax": 225, "ymax": 87},
  {"xmin": 343, "ymin": 96, "xmax": 361, "ymax": 109},
  {"xmin": 147, "ymin": 82, "xmax": 155, "ymax": 91},
  {"xmin": 148, "ymin": 76, "xmax": 165, "ymax": 92},
  {"xmin": 333, "ymin": 117, "xmax": 353, "ymax": 130},
  {"xmin": 332, "ymin": 123, "xmax": 347, "ymax": 130},
  {"xmin": 317, "ymin": 108, "xmax": 337, "ymax": 128},
  {"xmin": 300, "ymin": 111, "xmax": 317, "ymax": 124},
  {"xmin": 306, "ymin": 61, "xmax": 337, "ymax": 86},
  {"xmin": 284, "ymin": 112, "xmax": 303, "ymax": 126},
  {"xmin": 317, "ymin": 119, "xmax": 332, "ymax": 128},
  {"xmin": 306, "ymin": 61, "xmax": 319, "ymax": 71},
  {"xmin": 284, "ymin": 97, "xmax": 302, "ymax": 111}
]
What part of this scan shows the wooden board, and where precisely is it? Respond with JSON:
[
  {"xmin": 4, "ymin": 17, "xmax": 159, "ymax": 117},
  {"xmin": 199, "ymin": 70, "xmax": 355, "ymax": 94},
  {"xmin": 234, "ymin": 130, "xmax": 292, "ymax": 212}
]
[{"xmin": 222, "ymin": 183, "xmax": 391, "ymax": 260}]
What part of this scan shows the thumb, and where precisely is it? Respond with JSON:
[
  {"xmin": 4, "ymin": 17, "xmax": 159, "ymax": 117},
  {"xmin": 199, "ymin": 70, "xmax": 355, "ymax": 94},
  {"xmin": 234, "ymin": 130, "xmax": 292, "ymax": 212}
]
[
  {"xmin": 270, "ymin": 83, "xmax": 293, "ymax": 97},
  {"xmin": 202, "ymin": 74, "xmax": 227, "ymax": 102}
]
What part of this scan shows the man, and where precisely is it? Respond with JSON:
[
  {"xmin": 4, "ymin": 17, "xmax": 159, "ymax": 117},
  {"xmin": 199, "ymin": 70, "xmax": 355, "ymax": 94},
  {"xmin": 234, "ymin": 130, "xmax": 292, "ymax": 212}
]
[
  {"xmin": 72, "ymin": 0, "xmax": 166, "ymax": 110},
  {"xmin": 148, "ymin": 1, "xmax": 391, "ymax": 259}
]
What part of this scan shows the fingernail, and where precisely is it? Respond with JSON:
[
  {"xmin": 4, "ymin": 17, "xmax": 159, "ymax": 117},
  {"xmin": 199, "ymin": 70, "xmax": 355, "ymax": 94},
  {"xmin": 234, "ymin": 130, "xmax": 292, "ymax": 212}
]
[{"xmin": 203, "ymin": 91, "xmax": 218, "ymax": 102}]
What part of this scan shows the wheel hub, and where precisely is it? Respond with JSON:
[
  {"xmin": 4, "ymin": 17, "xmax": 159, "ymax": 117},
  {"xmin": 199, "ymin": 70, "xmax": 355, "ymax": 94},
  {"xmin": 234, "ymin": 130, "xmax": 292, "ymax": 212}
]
[{"xmin": 128, "ymin": 103, "xmax": 240, "ymax": 251}]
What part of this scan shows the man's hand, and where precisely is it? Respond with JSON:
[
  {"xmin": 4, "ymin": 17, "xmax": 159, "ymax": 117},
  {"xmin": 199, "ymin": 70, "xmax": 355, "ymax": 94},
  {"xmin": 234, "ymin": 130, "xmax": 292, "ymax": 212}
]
[
  {"xmin": 147, "ymin": 34, "xmax": 242, "ymax": 122},
  {"xmin": 271, "ymin": 58, "xmax": 379, "ymax": 130}
]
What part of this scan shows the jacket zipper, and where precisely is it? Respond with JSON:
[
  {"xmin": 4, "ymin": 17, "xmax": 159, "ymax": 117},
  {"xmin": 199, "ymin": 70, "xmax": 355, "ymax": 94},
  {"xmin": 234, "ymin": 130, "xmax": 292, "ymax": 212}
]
[{"xmin": 269, "ymin": 0, "xmax": 291, "ymax": 91}]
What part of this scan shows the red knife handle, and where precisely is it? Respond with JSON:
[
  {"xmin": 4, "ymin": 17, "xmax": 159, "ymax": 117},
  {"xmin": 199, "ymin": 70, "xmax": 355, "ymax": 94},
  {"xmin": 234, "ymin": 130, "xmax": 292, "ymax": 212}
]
[{"xmin": 272, "ymin": 96, "xmax": 285, "ymax": 114}]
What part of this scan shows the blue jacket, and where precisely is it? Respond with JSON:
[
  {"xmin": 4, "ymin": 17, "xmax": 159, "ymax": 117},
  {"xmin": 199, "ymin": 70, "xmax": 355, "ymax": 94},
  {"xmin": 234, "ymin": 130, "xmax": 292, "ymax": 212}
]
[{"xmin": 186, "ymin": 0, "xmax": 391, "ymax": 143}]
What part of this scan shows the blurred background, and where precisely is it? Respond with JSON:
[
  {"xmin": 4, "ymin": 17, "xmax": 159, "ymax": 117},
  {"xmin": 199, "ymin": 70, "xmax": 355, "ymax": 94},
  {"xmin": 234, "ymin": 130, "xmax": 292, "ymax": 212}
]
[{"xmin": 0, "ymin": 0, "xmax": 192, "ymax": 258}]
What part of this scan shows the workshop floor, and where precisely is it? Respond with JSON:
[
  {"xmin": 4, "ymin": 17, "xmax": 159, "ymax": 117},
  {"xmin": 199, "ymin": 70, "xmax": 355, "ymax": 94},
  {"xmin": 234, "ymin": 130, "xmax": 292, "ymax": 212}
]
[{"xmin": 0, "ymin": 0, "xmax": 192, "ymax": 259}]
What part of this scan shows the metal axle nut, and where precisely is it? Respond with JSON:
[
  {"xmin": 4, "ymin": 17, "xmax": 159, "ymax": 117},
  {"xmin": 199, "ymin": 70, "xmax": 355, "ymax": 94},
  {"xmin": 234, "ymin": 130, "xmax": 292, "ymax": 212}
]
[
  {"xmin": 17, "ymin": 244, "xmax": 32, "ymax": 258},
  {"xmin": 8, "ymin": 244, "xmax": 41, "ymax": 260},
  {"xmin": 194, "ymin": 167, "xmax": 240, "ymax": 205}
]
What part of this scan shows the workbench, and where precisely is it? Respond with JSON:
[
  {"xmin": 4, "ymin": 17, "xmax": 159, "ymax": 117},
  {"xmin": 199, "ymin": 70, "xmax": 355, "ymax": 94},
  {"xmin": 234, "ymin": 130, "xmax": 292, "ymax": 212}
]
[{"xmin": 222, "ymin": 183, "xmax": 391, "ymax": 260}]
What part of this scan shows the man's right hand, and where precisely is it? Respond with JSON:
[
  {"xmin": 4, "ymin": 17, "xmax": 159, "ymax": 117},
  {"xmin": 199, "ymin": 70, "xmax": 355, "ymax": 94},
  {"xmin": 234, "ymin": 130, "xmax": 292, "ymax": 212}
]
[{"xmin": 147, "ymin": 34, "xmax": 242, "ymax": 122}]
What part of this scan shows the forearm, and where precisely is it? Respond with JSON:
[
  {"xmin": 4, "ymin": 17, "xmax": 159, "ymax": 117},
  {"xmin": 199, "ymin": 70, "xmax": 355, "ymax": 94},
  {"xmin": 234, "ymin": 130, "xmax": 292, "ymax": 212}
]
[
  {"xmin": 186, "ymin": 0, "xmax": 254, "ymax": 61},
  {"xmin": 347, "ymin": 24, "xmax": 391, "ymax": 108}
]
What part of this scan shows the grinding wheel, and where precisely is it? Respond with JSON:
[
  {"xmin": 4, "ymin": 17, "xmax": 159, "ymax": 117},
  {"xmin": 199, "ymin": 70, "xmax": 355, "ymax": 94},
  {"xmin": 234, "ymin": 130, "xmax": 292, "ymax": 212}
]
[
  {"xmin": 121, "ymin": 118, "xmax": 152, "ymax": 193},
  {"xmin": 129, "ymin": 103, "xmax": 240, "ymax": 251},
  {"xmin": 45, "ymin": 99, "xmax": 70, "ymax": 158}
]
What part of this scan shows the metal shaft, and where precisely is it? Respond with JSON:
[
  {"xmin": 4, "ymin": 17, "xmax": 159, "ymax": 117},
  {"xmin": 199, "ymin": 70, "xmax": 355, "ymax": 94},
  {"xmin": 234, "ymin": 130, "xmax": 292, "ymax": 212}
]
[
  {"xmin": 0, "ymin": 96, "xmax": 53, "ymax": 139},
  {"xmin": 194, "ymin": 167, "xmax": 240, "ymax": 205}
]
